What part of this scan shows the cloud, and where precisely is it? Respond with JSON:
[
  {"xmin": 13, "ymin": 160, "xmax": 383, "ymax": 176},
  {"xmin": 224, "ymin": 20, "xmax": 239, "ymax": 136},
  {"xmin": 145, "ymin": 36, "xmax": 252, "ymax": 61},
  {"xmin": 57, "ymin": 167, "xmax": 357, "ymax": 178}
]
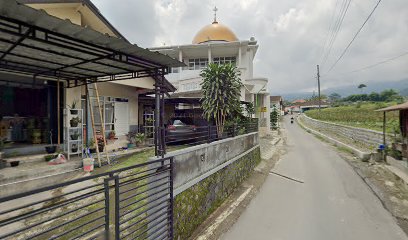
[{"xmin": 93, "ymin": 0, "xmax": 408, "ymax": 95}]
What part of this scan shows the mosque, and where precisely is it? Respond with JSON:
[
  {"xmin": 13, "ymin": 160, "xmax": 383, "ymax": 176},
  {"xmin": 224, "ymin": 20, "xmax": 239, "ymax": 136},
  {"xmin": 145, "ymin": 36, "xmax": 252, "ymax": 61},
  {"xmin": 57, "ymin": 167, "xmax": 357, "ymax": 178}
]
[{"xmin": 150, "ymin": 7, "xmax": 271, "ymax": 133}]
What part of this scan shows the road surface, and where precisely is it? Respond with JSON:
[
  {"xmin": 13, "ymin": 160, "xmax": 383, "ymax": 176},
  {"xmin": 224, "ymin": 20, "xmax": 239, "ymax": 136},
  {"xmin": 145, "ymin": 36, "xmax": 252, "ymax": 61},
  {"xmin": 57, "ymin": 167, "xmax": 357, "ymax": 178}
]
[{"xmin": 222, "ymin": 116, "xmax": 407, "ymax": 240}]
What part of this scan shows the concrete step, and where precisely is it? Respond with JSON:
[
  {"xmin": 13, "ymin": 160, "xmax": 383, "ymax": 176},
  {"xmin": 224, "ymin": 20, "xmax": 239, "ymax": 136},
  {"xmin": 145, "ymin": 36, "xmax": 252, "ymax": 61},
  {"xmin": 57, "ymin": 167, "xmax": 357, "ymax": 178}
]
[
  {"xmin": 3, "ymin": 153, "xmax": 49, "ymax": 165},
  {"xmin": 0, "ymin": 158, "xmax": 82, "ymax": 186}
]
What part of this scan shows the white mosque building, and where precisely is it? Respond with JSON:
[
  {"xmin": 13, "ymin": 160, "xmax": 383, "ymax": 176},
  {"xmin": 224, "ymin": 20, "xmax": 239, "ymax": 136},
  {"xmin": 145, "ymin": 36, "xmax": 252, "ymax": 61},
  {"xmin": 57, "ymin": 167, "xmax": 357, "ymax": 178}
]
[{"xmin": 150, "ymin": 9, "xmax": 271, "ymax": 133}]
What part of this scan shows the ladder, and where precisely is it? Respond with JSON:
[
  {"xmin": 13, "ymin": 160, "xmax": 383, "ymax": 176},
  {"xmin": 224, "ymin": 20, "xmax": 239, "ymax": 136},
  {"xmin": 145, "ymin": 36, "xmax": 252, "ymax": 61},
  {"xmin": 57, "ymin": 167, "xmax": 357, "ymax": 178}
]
[{"xmin": 86, "ymin": 83, "xmax": 110, "ymax": 167}]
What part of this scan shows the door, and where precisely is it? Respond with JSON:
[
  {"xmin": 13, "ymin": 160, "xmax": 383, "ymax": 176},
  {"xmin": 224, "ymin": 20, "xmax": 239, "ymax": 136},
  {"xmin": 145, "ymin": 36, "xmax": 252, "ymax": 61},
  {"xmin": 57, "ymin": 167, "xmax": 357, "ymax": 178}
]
[{"xmin": 114, "ymin": 101, "xmax": 129, "ymax": 136}]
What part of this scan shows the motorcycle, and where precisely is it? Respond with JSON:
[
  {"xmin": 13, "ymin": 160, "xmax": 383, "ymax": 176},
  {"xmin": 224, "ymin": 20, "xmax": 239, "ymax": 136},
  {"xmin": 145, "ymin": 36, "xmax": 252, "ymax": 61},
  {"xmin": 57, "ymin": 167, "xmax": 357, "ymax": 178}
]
[{"xmin": 290, "ymin": 117, "xmax": 294, "ymax": 124}]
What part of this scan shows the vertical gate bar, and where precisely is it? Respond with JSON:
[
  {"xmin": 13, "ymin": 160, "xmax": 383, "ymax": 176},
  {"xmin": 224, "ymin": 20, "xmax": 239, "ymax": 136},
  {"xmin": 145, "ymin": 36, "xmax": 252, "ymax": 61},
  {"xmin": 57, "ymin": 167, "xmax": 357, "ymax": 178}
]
[
  {"xmin": 169, "ymin": 157, "xmax": 174, "ymax": 239},
  {"xmin": 103, "ymin": 178, "xmax": 110, "ymax": 240},
  {"xmin": 114, "ymin": 176, "xmax": 120, "ymax": 240},
  {"xmin": 207, "ymin": 125, "xmax": 211, "ymax": 143},
  {"xmin": 154, "ymin": 79, "xmax": 159, "ymax": 156}
]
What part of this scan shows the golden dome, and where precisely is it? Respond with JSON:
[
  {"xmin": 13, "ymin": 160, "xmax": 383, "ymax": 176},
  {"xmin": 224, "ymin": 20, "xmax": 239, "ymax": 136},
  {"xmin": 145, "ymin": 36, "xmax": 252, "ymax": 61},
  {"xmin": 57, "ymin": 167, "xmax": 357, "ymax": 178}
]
[{"xmin": 192, "ymin": 21, "xmax": 238, "ymax": 44}]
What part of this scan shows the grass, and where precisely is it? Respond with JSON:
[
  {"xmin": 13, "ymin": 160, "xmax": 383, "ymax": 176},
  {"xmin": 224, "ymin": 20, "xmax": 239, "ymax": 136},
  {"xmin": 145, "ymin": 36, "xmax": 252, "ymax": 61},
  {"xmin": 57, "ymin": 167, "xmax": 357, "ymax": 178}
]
[
  {"xmin": 91, "ymin": 145, "xmax": 189, "ymax": 175},
  {"xmin": 305, "ymin": 102, "xmax": 400, "ymax": 134}
]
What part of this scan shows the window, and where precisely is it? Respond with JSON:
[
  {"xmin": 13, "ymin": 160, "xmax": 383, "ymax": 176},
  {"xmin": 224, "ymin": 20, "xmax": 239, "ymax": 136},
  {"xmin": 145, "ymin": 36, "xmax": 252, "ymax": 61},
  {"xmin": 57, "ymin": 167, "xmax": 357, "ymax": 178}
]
[
  {"xmin": 170, "ymin": 67, "xmax": 179, "ymax": 73},
  {"xmin": 188, "ymin": 58, "xmax": 208, "ymax": 70},
  {"xmin": 213, "ymin": 56, "xmax": 236, "ymax": 65}
]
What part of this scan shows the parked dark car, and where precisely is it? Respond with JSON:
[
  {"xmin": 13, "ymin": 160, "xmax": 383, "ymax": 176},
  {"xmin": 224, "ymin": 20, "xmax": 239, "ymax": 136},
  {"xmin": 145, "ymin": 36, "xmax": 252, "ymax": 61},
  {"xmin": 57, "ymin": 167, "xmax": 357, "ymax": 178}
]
[{"xmin": 166, "ymin": 118, "xmax": 198, "ymax": 143}]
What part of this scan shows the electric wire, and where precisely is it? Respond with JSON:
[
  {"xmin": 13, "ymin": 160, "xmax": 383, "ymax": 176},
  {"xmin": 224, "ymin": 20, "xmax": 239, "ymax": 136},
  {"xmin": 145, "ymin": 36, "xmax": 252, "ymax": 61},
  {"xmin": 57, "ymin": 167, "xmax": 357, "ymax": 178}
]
[
  {"xmin": 326, "ymin": 0, "xmax": 383, "ymax": 73},
  {"xmin": 321, "ymin": 0, "xmax": 352, "ymax": 69},
  {"xmin": 319, "ymin": 0, "xmax": 341, "ymax": 62},
  {"xmin": 321, "ymin": 0, "xmax": 347, "ymax": 65},
  {"xmin": 331, "ymin": 51, "xmax": 408, "ymax": 76}
]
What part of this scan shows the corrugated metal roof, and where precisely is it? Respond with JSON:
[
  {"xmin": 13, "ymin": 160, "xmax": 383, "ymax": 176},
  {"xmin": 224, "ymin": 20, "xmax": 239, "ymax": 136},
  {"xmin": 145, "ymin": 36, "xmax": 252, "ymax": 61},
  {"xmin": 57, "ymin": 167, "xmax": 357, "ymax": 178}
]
[
  {"xmin": 376, "ymin": 101, "xmax": 408, "ymax": 112},
  {"xmin": 0, "ymin": 0, "xmax": 184, "ymax": 83},
  {"xmin": 17, "ymin": 0, "xmax": 130, "ymax": 42}
]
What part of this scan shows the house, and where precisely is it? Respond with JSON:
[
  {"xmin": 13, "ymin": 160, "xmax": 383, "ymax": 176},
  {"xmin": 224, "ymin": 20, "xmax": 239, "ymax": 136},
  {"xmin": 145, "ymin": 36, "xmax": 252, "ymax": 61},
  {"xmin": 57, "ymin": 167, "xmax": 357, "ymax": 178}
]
[
  {"xmin": 298, "ymin": 100, "xmax": 329, "ymax": 112},
  {"xmin": 0, "ymin": 0, "xmax": 181, "ymax": 157},
  {"xmin": 149, "ymin": 10, "xmax": 271, "ymax": 133},
  {"xmin": 292, "ymin": 99, "xmax": 306, "ymax": 104}
]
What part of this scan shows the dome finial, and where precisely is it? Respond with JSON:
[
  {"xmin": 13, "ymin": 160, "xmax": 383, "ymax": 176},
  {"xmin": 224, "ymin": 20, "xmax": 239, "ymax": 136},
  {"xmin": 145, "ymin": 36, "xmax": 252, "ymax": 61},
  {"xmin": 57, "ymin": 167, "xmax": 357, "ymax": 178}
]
[{"xmin": 213, "ymin": 6, "xmax": 218, "ymax": 23}]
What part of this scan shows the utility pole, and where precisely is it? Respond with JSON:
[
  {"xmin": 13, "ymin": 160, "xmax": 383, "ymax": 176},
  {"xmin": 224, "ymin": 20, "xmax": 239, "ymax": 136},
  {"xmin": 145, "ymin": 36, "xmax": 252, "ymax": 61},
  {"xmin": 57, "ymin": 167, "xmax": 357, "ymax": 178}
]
[{"xmin": 317, "ymin": 65, "xmax": 321, "ymax": 112}]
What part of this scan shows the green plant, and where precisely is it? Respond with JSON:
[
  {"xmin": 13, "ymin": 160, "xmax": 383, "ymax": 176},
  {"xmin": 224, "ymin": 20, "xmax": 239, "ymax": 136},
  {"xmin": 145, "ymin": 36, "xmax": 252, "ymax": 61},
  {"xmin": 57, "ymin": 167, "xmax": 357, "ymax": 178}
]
[
  {"xmin": 135, "ymin": 133, "xmax": 145, "ymax": 144},
  {"xmin": 244, "ymin": 102, "xmax": 255, "ymax": 118},
  {"xmin": 126, "ymin": 131, "xmax": 137, "ymax": 144},
  {"xmin": 67, "ymin": 99, "xmax": 78, "ymax": 109},
  {"xmin": 270, "ymin": 107, "xmax": 279, "ymax": 129},
  {"xmin": 88, "ymin": 138, "xmax": 96, "ymax": 149},
  {"xmin": 200, "ymin": 63, "xmax": 242, "ymax": 137},
  {"xmin": 145, "ymin": 118, "xmax": 154, "ymax": 125},
  {"xmin": 70, "ymin": 117, "xmax": 81, "ymax": 127},
  {"xmin": 70, "ymin": 131, "xmax": 80, "ymax": 140}
]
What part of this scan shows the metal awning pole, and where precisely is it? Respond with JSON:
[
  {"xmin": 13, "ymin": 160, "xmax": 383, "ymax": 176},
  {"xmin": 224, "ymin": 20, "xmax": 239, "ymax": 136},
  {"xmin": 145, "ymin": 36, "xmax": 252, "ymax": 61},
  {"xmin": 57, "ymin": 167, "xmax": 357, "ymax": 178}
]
[
  {"xmin": 57, "ymin": 77, "xmax": 61, "ymax": 146},
  {"xmin": 154, "ymin": 81, "xmax": 159, "ymax": 157}
]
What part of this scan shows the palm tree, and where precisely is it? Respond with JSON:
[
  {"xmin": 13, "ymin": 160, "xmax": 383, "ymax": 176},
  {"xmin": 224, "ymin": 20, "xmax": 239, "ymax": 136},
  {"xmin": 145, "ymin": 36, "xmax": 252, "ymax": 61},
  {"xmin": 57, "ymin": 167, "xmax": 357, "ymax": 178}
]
[{"xmin": 200, "ymin": 63, "xmax": 242, "ymax": 137}]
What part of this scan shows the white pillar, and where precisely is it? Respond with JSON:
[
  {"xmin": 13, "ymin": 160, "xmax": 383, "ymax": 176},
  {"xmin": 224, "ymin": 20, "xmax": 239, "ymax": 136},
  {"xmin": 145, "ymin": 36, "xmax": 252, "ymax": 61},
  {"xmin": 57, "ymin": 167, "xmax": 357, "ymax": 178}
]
[
  {"xmin": 238, "ymin": 45, "xmax": 242, "ymax": 67},
  {"xmin": 178, "ymin": 48, "xmax": 183, "ymax": 72},
  {"xmin": 208, "ymin": 46, "xmax": 212, "ymax": 63},
  {"xmin": 265, "ymin": 94, "xmax": 271, "ymax": 131}
]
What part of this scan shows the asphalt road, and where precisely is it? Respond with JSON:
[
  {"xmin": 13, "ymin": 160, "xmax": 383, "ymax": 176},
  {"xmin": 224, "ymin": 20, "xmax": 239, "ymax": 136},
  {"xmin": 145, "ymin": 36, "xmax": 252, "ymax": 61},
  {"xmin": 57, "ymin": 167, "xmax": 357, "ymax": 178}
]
[{"xmin": 221, "ymin": 116, "xmax": 408, "ymax": 240}]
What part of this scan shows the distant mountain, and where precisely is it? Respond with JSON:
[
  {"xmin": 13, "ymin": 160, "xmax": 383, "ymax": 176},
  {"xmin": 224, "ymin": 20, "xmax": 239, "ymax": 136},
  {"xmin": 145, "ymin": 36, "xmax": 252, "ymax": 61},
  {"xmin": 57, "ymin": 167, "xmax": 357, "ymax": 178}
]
[
  {"xmin": 400, "ymin": 88, "xmax": 408, "ymax": 96},
  {"xmin": 282, "ymin": 79, "xmax": 408, "ymax": 101}
]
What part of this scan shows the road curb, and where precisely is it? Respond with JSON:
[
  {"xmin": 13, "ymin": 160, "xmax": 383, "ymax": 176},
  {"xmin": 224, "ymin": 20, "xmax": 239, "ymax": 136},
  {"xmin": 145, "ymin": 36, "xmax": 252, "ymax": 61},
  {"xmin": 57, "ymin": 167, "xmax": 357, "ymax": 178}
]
[
  {"xmin": 298, "ymin": 116, "xmax": 408, "ymax": 234},
  {"xmin": 297, "ymin": 117, "xmax": 371, "ymax": 161}
]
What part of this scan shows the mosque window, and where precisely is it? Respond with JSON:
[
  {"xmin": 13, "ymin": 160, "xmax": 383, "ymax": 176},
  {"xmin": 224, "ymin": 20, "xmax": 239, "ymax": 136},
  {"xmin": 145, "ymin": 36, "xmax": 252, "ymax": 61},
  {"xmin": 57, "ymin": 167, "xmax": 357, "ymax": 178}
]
[
  {"xmin": 188, "ymin": 58, "xmax": 209, "ymax": 70},
  {"xmin": 213, "ymin": 56, "xmax": 236, "ymax": 65}
]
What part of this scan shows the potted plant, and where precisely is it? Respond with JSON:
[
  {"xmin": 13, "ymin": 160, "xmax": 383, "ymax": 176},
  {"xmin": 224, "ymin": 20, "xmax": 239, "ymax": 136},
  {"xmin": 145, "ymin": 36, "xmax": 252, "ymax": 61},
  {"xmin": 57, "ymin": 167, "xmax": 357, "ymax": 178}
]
[
  {"xmin": 108, "ymin": 131, "xmax": 116, "ymax": 140},
  {"xmin": 71, "ymin": 143, "xmax": 78, "ymax": 153},
  {"xmin": 70, "ymin": 117, "xmax": 81, "ymax": 128},
  {"xmin": 88, "ymin": 138, "xmax": 97, "ymax": 153},
  {"xmin": 68, "ymin": 100, "xmax": 78, "ymax": 114},
  {"xmin": 9, "ymin": 151, "xmax": 20, "ymax": 167},
  {"xmin": 126, "ymin": 131, "xmax": 137, "ymax": 148},
  {"xmin": 70, "ymin": 131, "xmax": 80, "ymax": 140},
  {"xmin": 97, "ymin": 136, "xmax": 104, "ymax": 152},
  {"xmin": 135, "ymin": 133, "xmax": 145, "ymax": 147},
  {"xmin": 45, "ymin": 130, "xmax": 57, "ymax": 154},
  {"xmin": 44, "ymin": 153, "xmax": 58, "ymax": 162},
  {"xmin": 145, "ymin": 118, "xmax": 154, "ymax": 126}
]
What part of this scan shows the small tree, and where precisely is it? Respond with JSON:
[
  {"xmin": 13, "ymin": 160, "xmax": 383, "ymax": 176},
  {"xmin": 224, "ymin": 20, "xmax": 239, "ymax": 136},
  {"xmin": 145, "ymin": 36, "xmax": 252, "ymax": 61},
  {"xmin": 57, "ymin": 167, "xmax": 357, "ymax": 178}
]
[
  {"xmin": 358, "ymin": 84, "xmax": 367, "ymax": 93},
  {"xmin": 200, "ymin": 63, "xmax": 242, "ymax": 137},
  {"xmin": 270, "ymin": 106, "xmax": 279, "ymax": 130}
]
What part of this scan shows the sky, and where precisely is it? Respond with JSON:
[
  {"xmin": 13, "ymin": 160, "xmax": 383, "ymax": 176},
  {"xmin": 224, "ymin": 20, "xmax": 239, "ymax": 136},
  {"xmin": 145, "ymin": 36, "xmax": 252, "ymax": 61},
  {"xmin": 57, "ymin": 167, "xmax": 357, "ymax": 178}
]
[{"xmin": 93, "ymin": 0, "xmax": 408, "ymax": 95}]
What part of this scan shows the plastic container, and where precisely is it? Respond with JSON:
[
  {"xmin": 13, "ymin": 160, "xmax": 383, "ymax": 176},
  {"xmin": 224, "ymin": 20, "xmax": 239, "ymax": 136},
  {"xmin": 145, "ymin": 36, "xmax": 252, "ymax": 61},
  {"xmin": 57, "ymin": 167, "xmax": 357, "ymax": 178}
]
[{"xmin": 83, "ymin": 158, "xmax": 94, "ymax": 172}]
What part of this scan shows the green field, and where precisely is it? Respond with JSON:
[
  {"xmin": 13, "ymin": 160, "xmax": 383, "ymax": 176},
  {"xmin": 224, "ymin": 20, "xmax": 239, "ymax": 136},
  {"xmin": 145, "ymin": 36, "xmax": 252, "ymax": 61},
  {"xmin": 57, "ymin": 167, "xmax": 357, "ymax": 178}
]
[{"xmin": 305, "ymin": 102, "xmax": 400, "ymax": 134}]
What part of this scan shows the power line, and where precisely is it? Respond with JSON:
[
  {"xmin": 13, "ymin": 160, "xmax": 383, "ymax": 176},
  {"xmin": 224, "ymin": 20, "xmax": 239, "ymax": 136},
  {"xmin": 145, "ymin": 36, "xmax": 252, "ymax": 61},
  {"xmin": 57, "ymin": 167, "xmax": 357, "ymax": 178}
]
[
  {"xmin": 335, "ymin": 51, "xmax": 408, "ymax": 75},
  {"xmin": 321, "ymin": 0, "xmax": 352, "ymax": 68},
  {"xmin": 321, "ymin": 0, "xmax": 347, "ymax": 65},
  {"xmin": 319, "ymin": 0, "xmax": 341, "ymax": 62},
  {"xmin": 327, "ymin": 0, "xmax": 383, "ymax": 73}
]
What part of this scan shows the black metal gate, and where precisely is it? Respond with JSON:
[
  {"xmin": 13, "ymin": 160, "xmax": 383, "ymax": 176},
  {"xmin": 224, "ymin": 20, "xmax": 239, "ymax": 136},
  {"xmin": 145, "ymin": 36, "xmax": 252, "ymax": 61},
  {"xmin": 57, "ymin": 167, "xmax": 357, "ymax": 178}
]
[{"xmin": 0, "ymin": 157, "xmax": 174, "ymax": 240}]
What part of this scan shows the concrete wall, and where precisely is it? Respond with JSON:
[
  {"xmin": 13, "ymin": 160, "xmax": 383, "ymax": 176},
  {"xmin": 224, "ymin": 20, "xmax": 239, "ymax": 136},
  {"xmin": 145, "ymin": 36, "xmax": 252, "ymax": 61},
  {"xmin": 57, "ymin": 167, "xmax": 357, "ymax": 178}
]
[
  {"xmin": 301, "ymin": 114, "xmax": 391, "ymax": 149},
  {"xmin": 150, "ymin": 132, "xmax": 260, "ymax": 239}
]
